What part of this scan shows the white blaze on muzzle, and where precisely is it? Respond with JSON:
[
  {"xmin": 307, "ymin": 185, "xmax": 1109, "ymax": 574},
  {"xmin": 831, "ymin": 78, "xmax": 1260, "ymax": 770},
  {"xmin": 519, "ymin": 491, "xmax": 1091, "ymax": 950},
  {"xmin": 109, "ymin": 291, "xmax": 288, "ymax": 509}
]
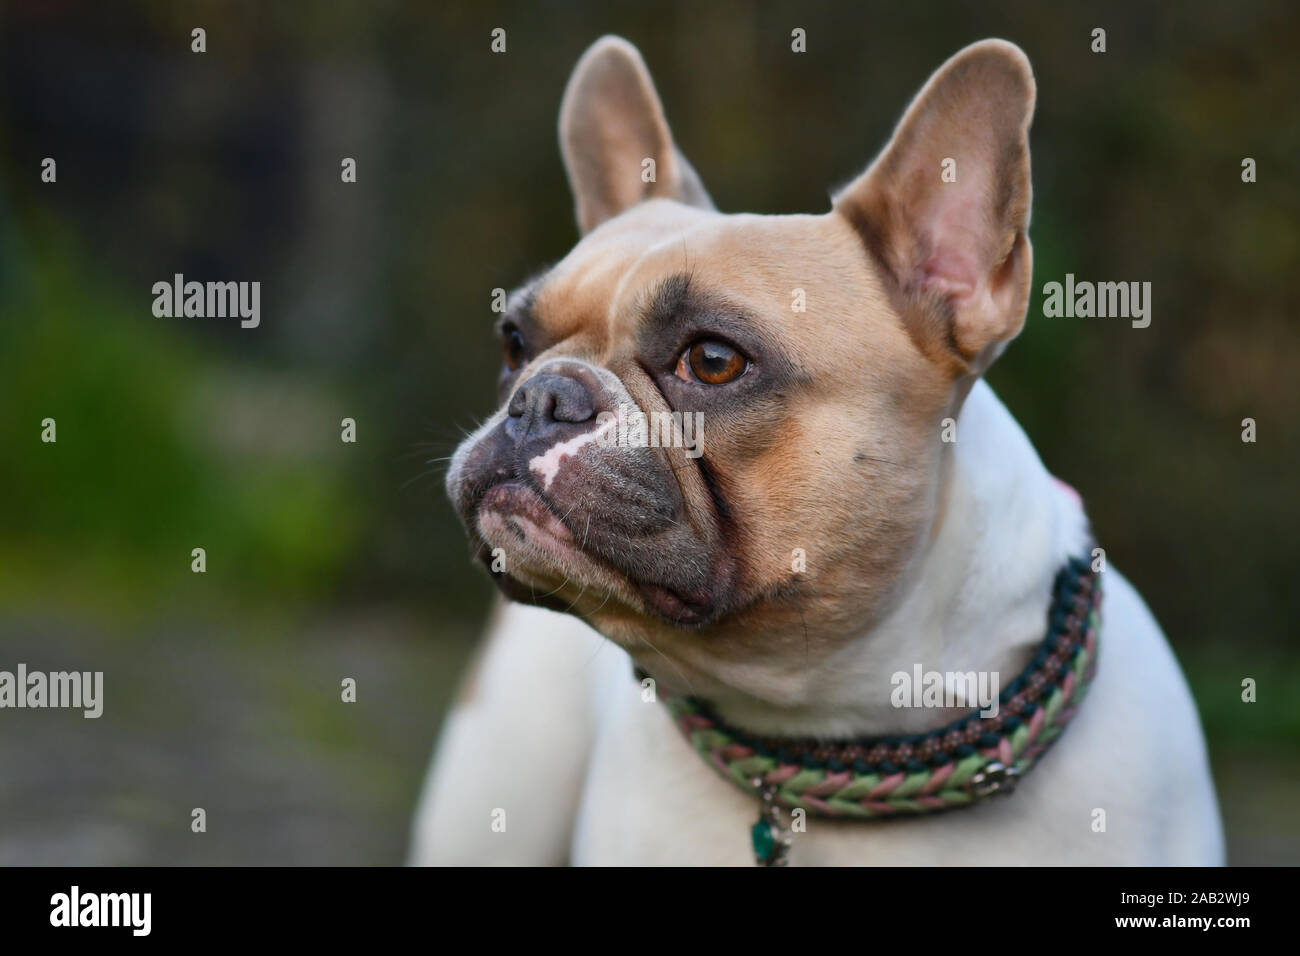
[{"xmin": 527, "ymin": 414, "xmax": 618, "ymax": 490}]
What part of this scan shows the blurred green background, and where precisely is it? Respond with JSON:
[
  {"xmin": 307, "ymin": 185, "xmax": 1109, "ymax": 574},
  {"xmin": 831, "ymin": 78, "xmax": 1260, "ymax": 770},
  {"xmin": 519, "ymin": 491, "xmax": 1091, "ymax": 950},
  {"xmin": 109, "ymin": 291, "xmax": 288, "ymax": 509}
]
[{"xmin": 0, "ymin": 0, "xmax": 1296, "ymax": 864}]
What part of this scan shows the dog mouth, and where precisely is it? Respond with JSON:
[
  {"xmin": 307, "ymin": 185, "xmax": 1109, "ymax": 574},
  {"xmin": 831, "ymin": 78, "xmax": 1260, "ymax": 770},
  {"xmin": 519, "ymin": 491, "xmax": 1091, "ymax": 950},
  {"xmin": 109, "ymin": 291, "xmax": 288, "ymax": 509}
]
[
  {"xmin": 478, "ymin": 482, "xmax": 574, "ymax": 547},
  {"xmin": 634, "ymin": 580, "xmax": 716, "ymax": 625},
  {"xmin": 469, "ymin": 479, "xmax": 720, "ymax": 626}
]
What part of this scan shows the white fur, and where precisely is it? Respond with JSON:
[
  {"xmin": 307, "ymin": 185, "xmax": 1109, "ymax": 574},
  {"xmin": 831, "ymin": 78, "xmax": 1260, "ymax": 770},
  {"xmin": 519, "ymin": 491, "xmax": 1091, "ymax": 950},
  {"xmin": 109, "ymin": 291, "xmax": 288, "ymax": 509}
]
[
  {"xmin": 528, "ymin": 416, "xmax": 616, "ymax": 490},
  {"xmin": 410, "ymin": 381, "xmax": 1224, "ymax": 865}
]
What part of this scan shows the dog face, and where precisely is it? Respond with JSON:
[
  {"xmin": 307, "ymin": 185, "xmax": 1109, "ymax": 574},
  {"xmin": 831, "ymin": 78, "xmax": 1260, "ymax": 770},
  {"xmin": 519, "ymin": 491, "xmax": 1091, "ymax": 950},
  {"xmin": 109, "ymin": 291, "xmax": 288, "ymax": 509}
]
[{"xmin": 447, "ymin": 37, "xmax": 1035, "ymax": 699}]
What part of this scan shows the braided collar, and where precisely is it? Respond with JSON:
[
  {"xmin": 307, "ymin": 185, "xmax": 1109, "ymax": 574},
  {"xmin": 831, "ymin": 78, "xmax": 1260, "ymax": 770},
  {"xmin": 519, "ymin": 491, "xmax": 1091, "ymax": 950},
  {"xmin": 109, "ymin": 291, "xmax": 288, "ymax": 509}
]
[{"xmin": 642, "ymin": 551, "xmax": 1101, "ymax": 865}]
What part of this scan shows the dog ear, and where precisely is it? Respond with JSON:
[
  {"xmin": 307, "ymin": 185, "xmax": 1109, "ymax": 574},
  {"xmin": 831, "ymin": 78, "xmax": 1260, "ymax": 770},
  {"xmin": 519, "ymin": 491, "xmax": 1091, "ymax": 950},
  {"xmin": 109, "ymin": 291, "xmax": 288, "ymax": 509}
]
[
  {"xmin": 834, "ymin": 40, "xmax": 1035, "ymax": 374},
  {"xmin": 559, "ymin": 36, "xmax": 713, "ymax": 235}
]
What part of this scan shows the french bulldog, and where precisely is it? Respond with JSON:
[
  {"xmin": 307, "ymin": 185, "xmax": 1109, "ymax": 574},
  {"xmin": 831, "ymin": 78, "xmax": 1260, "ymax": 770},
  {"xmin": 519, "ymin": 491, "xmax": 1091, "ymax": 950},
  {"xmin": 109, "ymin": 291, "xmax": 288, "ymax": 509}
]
[{"xmin": 411, "ymin": 36, "xmax": 1223, "ymax": 865}]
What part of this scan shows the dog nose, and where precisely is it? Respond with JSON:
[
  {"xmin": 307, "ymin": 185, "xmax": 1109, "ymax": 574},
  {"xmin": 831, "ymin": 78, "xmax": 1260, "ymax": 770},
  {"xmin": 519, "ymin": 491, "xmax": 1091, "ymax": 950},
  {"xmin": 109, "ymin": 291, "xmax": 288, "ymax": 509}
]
[{"xmin": 506, "ymin": 372, "xmax": 596, "ymax": 437}]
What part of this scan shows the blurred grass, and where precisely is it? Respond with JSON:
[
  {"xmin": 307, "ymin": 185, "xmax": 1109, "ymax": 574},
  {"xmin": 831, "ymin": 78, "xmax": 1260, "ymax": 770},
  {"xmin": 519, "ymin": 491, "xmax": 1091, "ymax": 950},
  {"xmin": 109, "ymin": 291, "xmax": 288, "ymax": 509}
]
[
  {"xmin": 0, "ymin": 607, "xmax": 480, "ymax": 865},
  {"xmin": 0, "ymin": 223, "xmax": 364, "ymax": 620}
]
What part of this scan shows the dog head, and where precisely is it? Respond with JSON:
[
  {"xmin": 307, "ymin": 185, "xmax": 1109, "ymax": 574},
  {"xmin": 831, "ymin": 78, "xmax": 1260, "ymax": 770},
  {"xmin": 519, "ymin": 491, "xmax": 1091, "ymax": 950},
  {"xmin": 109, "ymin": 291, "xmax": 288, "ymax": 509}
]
[{"xmin": 446, "ymin": 36, "xmax": 1035, "ymax": 698}]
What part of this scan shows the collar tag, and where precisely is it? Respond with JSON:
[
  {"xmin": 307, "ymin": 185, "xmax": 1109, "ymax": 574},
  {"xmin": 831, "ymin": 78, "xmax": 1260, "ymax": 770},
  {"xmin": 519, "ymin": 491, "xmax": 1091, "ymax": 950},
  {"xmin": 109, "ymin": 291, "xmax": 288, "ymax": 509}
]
[
  {"xmin": 968, "ymin": 761, "xmax": 1021, "ymax": 798},
  {"xmin": 750, "ymin": 778, "xmax": 793, "ymax": 867}
]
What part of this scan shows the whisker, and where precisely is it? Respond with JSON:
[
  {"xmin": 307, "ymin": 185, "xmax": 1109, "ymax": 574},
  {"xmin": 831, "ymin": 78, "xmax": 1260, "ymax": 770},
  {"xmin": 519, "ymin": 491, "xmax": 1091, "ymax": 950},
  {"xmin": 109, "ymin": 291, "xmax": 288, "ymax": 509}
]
[
  {"xmin": 561, "ymin": 582, "xmax": 588, "ymax": 614},
  {"xmin": 637, "ymin": 632, "xmax": 693, "ymax": 693},
  {"xmin": 536, "ymin": 576, "xmax": 572, "ymax": 600}
]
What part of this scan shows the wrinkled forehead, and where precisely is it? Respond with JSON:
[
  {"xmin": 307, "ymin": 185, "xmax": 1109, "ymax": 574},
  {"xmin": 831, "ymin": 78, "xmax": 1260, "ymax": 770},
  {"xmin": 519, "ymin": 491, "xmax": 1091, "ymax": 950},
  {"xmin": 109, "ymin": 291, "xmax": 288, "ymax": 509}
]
[
  {"xmin": 526, "ymin": 200, "xmax": 714, "ymax": 342},
  {"xmin": 524, "ymin": 200, "xmax": 875, "ymax": 352}
]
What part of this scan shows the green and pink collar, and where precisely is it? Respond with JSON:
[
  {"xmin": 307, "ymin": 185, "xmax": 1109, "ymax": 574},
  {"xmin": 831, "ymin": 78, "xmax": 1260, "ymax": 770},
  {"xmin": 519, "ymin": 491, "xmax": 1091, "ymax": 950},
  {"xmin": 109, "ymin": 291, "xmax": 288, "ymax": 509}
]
[{"xmin": 641, "ymin": 551, "xmax": 1101, "ymax": 865}]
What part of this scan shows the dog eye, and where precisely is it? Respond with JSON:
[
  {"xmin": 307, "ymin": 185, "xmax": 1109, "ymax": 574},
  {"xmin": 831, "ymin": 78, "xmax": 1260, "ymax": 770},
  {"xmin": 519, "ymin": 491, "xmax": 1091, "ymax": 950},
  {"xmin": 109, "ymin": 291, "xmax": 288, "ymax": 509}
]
[
  {"xmin": 676, "ymin": 339, "xmax": 748, "ymax": 385},
  {"xmin": 502, "ymin": 325, "xmax": 527, "ymax": 372}
]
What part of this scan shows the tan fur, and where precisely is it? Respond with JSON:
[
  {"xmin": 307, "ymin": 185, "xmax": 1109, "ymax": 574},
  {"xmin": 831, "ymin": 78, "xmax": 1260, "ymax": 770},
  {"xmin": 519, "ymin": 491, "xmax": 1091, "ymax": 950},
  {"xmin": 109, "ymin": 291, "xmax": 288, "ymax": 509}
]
[
  {"xmin": 559, "ymin": 37, "xmax": 713, "ymax": 234},
  {"xmin": 834, "ymin": 40, "xmax": 1035, "ymax": 375},
  {"xmin": 474, "ymin": 40, "xmax": 1038, "ymax": 706}
]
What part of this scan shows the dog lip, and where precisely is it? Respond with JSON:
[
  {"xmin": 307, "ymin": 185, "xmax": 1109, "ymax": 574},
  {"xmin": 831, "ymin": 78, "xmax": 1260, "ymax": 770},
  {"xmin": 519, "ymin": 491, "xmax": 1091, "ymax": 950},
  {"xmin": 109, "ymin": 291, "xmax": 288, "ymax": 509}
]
[
  {"xmin": 636, "ymin": 580, "xmax": 715, "ymax": 627},
  {"xmin": 468, "ymin": 481, "xmax": 723, "ymax": 628},
  {"xmin": 477, "ymin": 481, "xmax": 573, "ymax": 542}
]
